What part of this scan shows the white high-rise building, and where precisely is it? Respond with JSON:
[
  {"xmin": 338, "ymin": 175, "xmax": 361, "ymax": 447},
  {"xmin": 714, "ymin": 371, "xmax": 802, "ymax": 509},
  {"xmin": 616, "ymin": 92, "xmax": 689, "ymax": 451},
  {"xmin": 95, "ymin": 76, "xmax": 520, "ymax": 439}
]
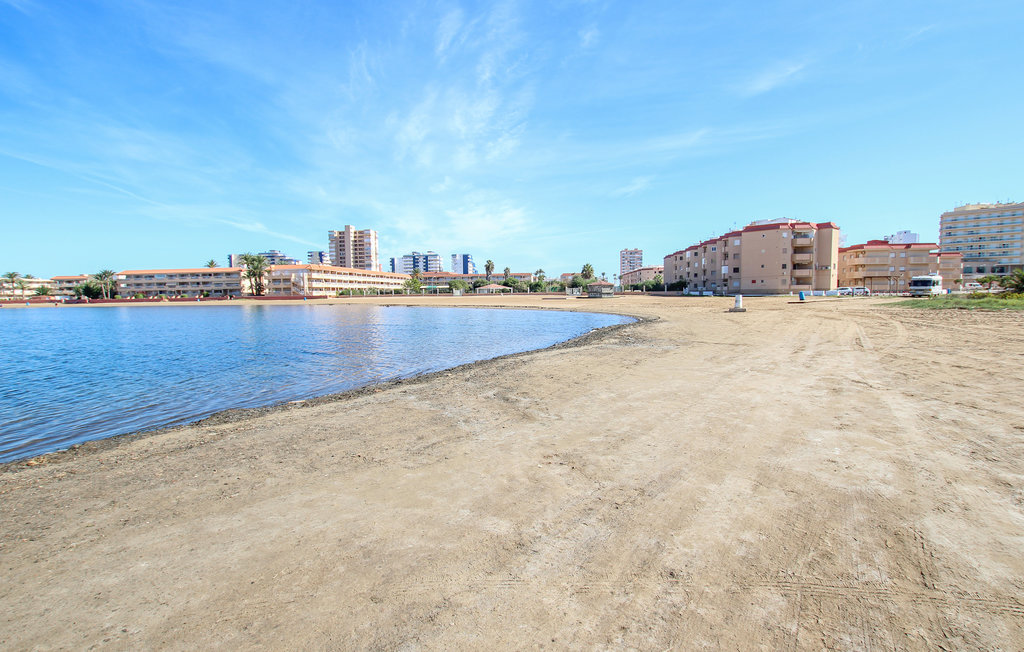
[
  {"xmin": 307, "ymin": 250, "xmax": 331, "ymax": 265},
  {"xmin": 883, "ymin": 231, "xmax": 920, "ymax": 244},
  {"xmin": 620, "ymin": 248, "xmax": 643, "ymax": 277},
  {"xmin": 329, "ymin": 226, "xmax": 380, "ymax": 270},
  {"xmin": 451, "ymin": 254, "xmax": 477, "ymax": 274},
  {"xmin": 390, "ymin": 251, "xmax": 443, "ymax": 274},
  {"xmin": 940, "ymin": 201, "xmax": 1024, "ymax": 277}
]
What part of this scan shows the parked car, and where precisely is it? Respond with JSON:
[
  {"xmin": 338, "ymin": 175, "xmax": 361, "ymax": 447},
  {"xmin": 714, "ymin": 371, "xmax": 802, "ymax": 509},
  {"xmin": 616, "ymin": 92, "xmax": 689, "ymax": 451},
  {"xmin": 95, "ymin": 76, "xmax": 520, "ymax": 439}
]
[
  {"xmin": 837, "ymin": 287, "xmax": 854, "ymax": 296},
  {"xmin": 963, "ymin": 282, "xmax": 983, "ymax": 292},
  {"xmin": 853, "ymin": 287, "xmax": 871, "ymax": 296}
]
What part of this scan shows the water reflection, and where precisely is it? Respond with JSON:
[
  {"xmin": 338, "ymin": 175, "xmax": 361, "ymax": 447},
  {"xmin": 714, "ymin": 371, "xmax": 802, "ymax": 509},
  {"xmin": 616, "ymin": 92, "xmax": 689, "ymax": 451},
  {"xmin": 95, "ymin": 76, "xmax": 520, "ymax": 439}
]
[{"xmin": 0, "ymin": 304, "xmax": 629, "ymax": 462}]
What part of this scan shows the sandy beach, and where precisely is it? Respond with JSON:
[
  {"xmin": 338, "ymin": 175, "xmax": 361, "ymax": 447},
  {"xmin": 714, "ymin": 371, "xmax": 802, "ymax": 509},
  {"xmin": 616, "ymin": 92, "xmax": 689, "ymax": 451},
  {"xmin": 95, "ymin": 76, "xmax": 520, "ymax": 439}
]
[{"xmin": 2, "ymin": 295, "xmax": 1023, "ymax": 649}]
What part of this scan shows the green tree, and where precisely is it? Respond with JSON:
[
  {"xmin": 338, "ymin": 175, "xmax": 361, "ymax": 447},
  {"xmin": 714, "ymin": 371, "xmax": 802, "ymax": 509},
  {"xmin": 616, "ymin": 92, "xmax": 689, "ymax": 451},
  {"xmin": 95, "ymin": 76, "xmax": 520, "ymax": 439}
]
[
  {"xmin": 205, "ymin": 259, "xmax": 219, "ymax": 268},
  {"xmin": 534, "ymin": 269, "xmax": 545, "ymax": 283},
  {"xmin": 570, "ymin": 274, "xmax": 594, "ymax": 289},
  {"xmin": 15, "ymin": 279, "xmax": 28, "ymax": 297},
  {"xmin": 485, "ymin": 260, "xmax": 495, "ymax": 281},
  {"xmin": 667, "ymin": 279, "xmax": 690, "ymax": 292},
  {"xmin": 503, "ymin": 266, "xmax": 511, "ymax": 281},
  {"xmin": 448, "ymin": 279, "xmax": 471, "ymax": 293},
  {"xmin": 34, "ymin": 285, "xmax": 53, "ymax": 296},
  {"xmin": 403, "ymin": 276, "xmax": 422, "ymax": 293},
  {"xmin": 471, "ymin": 279, "xmax": 488, "ymax": 289},
  {"xmin": 1001, "ymin": 269, "xmax": 1024, "ymax": 293},
  {"xmin": 653, "ymin": 274, "xmax": 664, "ymax": 289},
  {"xmin": 75, "ymin": 281, "xmax": 103, "ymax": 299},
  {"xmin": 977, "ymin": 274, "xmax": 999, "ymax": 291},
  {"xmin": 239, "ymin": 253, "xmax": 269, "ymax": 295},
  {"xmin": 502, "ymin": 277, "xmax": 527, "ymax": 292},
  {"xmin": 93, "ymin": 270, "xmax": 116, "ymax": 299},
  {"xmin": 529, "ymin": 280, "xmax": 546, "ymax": 293},
  {"xmin": 581, "ymin": 263, "xmax": 595, "ymax": 279},
  {"xmin": 2, "ymin": 271, "xmax": 21, "ymax": 297}
]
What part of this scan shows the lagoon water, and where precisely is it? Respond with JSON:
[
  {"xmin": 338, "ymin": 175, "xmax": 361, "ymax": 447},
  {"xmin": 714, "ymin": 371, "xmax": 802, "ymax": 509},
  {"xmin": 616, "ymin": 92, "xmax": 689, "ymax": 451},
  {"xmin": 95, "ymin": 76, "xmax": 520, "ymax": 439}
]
[{"xmin": 0, "ymin": 304, "xmax": 630, "ymax": 463}]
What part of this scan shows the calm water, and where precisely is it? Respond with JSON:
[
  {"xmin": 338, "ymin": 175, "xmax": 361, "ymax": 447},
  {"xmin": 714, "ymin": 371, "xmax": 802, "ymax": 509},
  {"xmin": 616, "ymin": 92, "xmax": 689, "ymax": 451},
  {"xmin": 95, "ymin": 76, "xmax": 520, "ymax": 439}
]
[{"xmin": 0, "ymin": 304, "xmax": 629, "ymax": 463}]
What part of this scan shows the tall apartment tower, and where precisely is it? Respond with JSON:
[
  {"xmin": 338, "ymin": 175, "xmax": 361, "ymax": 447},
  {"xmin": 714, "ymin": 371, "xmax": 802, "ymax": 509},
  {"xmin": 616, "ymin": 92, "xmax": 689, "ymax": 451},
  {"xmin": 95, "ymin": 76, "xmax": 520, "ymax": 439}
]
[
  {"xmin": 451, "ymin": 254, "xmax": 477, "ymax": 274},
  {"xmin": 328, "ymin": 226, "xmax": 380, "ymax": 271},
  {"xmin": 390, "ymin": 251, "xmax": 443, "ymax": 274},
  {"xmin": 307, "ymin": 250, "xmax": 331, "ymax": 265},
  {"xmin": 620, "ymin": 248, "xmax": 643, "ymax": 277},
  {"xmin": 939, "ymin": 201, "xmax": 1024, "ymax": 277}
]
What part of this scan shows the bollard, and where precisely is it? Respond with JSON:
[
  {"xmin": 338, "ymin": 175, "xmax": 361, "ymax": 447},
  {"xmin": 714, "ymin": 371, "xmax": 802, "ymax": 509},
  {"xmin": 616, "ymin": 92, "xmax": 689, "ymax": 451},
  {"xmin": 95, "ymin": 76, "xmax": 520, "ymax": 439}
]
[
  {"xmin": 729, "ymin": 294, "xmax": 746, "ymax": 312},
  {"xmin": 798, "ymin": 291, "xmax": 805, "ymax": 301}
]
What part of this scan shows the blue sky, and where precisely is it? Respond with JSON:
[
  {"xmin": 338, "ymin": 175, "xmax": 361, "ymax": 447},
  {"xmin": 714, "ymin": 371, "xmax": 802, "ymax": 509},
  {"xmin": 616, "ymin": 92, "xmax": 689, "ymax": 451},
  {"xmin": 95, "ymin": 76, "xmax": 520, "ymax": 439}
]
[{"xmin": 2, "ymin": 0, "xmax": 1022, "ymax": 279}]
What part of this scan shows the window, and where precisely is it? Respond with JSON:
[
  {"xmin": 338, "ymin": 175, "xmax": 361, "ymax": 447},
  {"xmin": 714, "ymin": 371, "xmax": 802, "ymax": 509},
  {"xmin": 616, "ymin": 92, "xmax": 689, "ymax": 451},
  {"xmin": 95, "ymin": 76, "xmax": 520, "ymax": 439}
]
[
  {"xmin": 733, "ymin": 267, "xmax": 739, "ymax": 273},
  {"xmin": 782, "ymin": 248, "xmax": 787, "ymax": 254},
  {"xmin": 760, "ymin": 264, "xmax": 765, "ymax": 268}
]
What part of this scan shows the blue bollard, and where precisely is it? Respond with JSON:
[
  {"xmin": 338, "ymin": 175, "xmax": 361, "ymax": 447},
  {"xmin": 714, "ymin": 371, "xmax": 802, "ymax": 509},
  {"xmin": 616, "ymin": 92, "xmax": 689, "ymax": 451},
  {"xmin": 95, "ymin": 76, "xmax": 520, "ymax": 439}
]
[{"xmin": 798, "ymin": 291, "xmax": 805, "ymax": 301}]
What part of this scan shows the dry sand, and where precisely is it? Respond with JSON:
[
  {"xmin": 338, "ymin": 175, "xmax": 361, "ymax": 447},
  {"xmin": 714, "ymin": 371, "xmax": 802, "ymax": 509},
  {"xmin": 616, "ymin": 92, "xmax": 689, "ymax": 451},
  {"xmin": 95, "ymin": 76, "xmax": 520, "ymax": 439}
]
[{"xmin": 2, "ymin": 295, "xmax": 1023, "ymax": 649}]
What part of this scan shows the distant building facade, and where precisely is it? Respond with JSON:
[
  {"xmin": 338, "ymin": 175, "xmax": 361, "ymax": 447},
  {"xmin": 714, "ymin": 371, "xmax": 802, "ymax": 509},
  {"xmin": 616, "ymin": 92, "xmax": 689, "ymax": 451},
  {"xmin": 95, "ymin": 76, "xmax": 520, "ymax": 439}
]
[
  {"xmin": 390, "ymin": 251, "xmax": 443, "ymax": 274},
  {"xmin": 619, "ymin": 265, "xmax": 663, "ymax": 286},
  {"xmin": 419, "ymin": 271, "xmax": 534, "ymax": 288},
  {"xmin": 939, "ymin": 201, "xmax": 1024, "ymax": 278},
  {"xmin": 620, "ymin": 248, "xmax": 643, "ymax": 277},
  {"xmin": 329, "ymin": 226, "xmax": 380, "ymax": 271},
  {"xmin": 116, "ymin": 268, "xmax": 246, "ymax": 298},
  {"xmin": 883, "ymin": 231, "xmax": 920, "ymax": 244},
  {"xmin": 307, "ymin": 250, "xmax": 331, "ymax": 265},
  {"xmin": 451, "ymin": 254, "xmax": 477, "ymax": 275},
  {"xmin": 228, "ymin": 251, "xmax": 300, "ymax": 267},
  {"xmin": 664, "ymin": 219, "xmax": 840, "ymax": 294},
  {"xmin": 267, "ymin": 265, "xmax": 408, "ymax": 295},
  {"xmin": 52, "ymin": 275, "xmax": 90, "ymax": 296},
  {"xmin": 838, "ymin": 241, "xmax": 963, "ymax": 292}
]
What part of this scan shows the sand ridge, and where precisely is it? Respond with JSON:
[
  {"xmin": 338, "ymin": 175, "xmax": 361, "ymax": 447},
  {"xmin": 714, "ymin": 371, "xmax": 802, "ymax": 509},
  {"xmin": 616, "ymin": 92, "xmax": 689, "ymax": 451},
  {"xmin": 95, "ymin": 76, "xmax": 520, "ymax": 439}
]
[{"xmin": 2, "ymin": 295, "xmax": 1023, "ymax": 649}]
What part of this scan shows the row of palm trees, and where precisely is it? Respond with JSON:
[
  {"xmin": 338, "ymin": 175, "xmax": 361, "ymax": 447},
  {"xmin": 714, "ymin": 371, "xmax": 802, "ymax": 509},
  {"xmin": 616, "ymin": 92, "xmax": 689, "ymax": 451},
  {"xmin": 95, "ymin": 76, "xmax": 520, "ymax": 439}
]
[{"xmin": 2, "ymin": 270, "xmax": 119, "ymax": 299}]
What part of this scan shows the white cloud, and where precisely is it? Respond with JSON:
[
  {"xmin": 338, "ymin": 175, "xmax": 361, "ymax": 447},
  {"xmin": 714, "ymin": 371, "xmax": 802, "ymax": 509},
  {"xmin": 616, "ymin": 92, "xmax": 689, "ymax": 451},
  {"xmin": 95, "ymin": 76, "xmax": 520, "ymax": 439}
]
[
  {"xmin": 610, "ymin": 176, "xmax": 653, "ymax": 197},
  {"xmin": 579, "ymin": 25, "xmax": 599, "ymax": 50},
  {"xmin": 436, "ymin": 8, "xmax": 465, "ymax": 60},
  {"xmin": 735, "ymin": 61, "xmax": 807, "ymax": 97}
]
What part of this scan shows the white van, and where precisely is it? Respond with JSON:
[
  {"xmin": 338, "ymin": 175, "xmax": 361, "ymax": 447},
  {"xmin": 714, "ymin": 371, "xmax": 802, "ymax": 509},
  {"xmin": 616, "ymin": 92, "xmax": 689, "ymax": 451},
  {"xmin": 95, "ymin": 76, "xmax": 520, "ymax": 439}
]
[
  {"xmin": 909, "ymin": 274, "xmax": 943, "ymax": 297},
  {"xmin": 963, "ymin": 282, "xmax": 984, "ymax": 292}
]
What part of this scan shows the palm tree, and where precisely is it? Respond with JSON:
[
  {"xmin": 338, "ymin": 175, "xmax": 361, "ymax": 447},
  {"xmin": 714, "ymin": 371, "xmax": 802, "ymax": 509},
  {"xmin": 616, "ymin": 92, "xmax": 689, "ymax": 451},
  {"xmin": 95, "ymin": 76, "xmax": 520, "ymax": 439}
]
[
  {"xmin": 485, "ymin": 259, "xmax": 495, "ymax": 281},
  {"xmin": 1001, "ymin": 269, "xmax": 1024, "ymax": 293},
  {"xmin": 3, "ymin": 271, "xmax": 21, "ymax": 297},
  {"xmin": 239, "ymin": 253, "xmax": 268, "ymax": 295},
  {"xmin": 205, "ymin": 259, "xmax": 219, "ymax": 268},
  {"xmin": 15, "ymin": 279, "xmax": 27, "ymax": 297},
  {"xmin": 93, "ymin": 270, "xmax": 116, "ymax": 299},
  {"xmin": 581, "ymin": 263, "xmax": 595, "ymax": 279},
  {"xmin": 35, "ymin": 285, "xmax": 53, "ymax": 296},
  {"xmin": 535, "ymin": 268, "xmax": 545, "ymax": 282},
  {"xmin": 503, "ymin": 266, "xmax": 511, "ymax": 281}
]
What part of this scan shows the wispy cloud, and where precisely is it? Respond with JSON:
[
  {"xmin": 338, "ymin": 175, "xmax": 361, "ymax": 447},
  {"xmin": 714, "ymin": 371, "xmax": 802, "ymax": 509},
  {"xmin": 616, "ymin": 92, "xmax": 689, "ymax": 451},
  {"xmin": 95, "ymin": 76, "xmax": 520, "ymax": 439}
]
[
  {"xmin": 610, "ymin": 176, "xmax": 653, "ymax": 197},
  {"xmin": 735, "ymin": 61, "xmax": 807, "ymax": 97},
  {"xmin": 579, "ymin": 25, "xmax": 600, "ymax": 50},
  {"xmin": 0, "ymin": 0, "xmax": 35, "ymax": 15}
]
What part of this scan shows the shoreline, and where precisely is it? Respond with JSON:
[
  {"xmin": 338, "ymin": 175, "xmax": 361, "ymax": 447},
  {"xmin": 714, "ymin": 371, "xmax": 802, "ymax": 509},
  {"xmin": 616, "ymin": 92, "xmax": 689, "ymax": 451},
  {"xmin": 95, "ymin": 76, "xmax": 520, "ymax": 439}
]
[
  {"xmin": 3, "ymin": 295, "xmax": 1022, "ymax": 648},
  {"xmin": 1, "ymin": 303, "xmax": 648, "ymax": 471}
]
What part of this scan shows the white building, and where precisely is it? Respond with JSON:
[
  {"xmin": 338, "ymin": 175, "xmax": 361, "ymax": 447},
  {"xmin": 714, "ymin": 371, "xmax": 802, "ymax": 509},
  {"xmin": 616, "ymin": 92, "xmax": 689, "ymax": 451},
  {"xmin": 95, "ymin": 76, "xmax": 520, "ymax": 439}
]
[
  {"xmin": 390, "ymin": 251, "xmax": 443, "ymax": 274},
  {"xmin": 620, "ymin": 248, "xmax": 643, "ymax": 277},
  {"xmin": 329, "ymin": 226, "xmax": 380, "ymax": 271},
  {"xmin": 307, "ymin": 251, "xmax": 331, "ymax": 265},
  {"xmin": 940, "ymin": 201, "xmax": 1024, "ymax": 277},
  {"xmin": 883, "ymin": 231, "xmax": 920, "ymax": 244},
  {"xmin": 451, "ymin": 253, "xmax": 477, "ymax": 274}
]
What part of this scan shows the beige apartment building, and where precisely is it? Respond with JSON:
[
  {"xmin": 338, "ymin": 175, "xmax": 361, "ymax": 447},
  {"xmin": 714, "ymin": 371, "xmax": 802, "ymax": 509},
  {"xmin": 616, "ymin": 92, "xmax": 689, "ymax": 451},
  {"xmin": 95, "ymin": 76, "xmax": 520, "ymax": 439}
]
[
  {"xmin": 664, "ymin": 219, "xmax": 839, "ymax": 294},
  {"xmin": 329, "ymin": 226, "xmax": 380, "ymax": 271},
  {"xmin": 419, "ymin": 271, "xmax": 534, "ymax": 288},
  {"xmin": 619, "ymin": 248, "xmax": 643, "ymax": 277},
  {"xmin": 838, "ymin": 241, "xmax": 963, "ymax": 292},
  {"xmin": 939, "ymin": 201, "xmax": 1024, "ymax": 278},
  {"xmin": 619, "ymin": 265, "xmax": 663, "ymax": 286},
  {"xmin": 52, "ymin": 275, "xmax": 90, "ymax": 296},
  {"xmin": 0, "ymin": 276, "xmax": 54, "ymax": 298},
  {"xmin": 116, "ymin": 268, "xmax": 246, "ymax": 297},
  {"xmin": 267, "ymin": 264, "xmax": 407, "ymax": 295}
]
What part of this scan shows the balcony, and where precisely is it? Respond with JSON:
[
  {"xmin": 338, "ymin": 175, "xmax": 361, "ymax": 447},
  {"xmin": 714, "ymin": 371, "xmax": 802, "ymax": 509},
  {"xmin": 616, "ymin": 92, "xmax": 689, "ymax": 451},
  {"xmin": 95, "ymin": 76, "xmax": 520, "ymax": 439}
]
[
  {"xmin": 791, "ymin": 253, "xmax": 813, "ymax": 264},
  {"xmin": 791, "ymin": 267, "xmax": 813, "ymax": 277}
]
